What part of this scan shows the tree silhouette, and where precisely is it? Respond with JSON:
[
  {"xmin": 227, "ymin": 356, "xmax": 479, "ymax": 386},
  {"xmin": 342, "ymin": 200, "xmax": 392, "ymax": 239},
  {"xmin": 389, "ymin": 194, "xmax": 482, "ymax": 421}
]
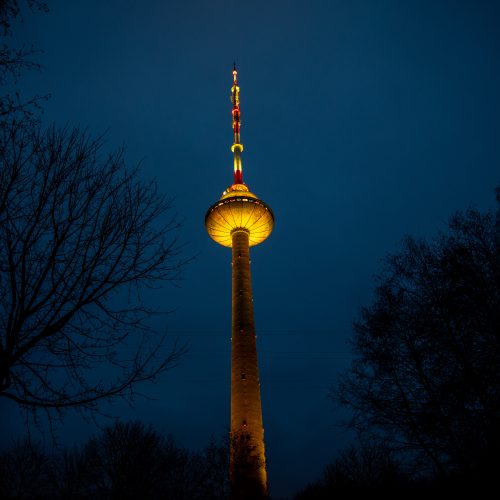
[
  {"xmin": 80, "ymin": 421, "xmax": 191, "ymax": 500},
  {"xmin": 333, "ymin": 191, "xmax": 500, "ymax": 482},
  {"xmin": 0, "ymin": 1, "xmax": 49, "ymax": 119},
  {"xmin": 294, "ymin": 440, "xmax": 407, "ymax": 499},
  {"xmin": 230, "ymin": 431, "xmax": 268, "ymax": 500},
  {"xmin": 0, "ymin": 120, "xmax": 187, "ymax": 415},
  {"xmin": 195, "ymin": 436, "xmax": 230, "ymax": 500},
  {"xmin": 0, "ymin": 422, "xmax": 230, "ymax": 499},
  {"xmin": 0, "ymin": 439, "xmax": 52, "ymax": 499},
  {"xmin": 79, "ymin": 422, "xmax": 229, "ymax": 500}
]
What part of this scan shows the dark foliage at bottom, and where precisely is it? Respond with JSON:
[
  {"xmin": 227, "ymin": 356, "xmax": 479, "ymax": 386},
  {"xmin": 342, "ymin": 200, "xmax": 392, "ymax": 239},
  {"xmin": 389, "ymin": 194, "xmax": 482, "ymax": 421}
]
[{"xmin": 0, "ymin": 421, "xmax": 229, "ymax": 500}]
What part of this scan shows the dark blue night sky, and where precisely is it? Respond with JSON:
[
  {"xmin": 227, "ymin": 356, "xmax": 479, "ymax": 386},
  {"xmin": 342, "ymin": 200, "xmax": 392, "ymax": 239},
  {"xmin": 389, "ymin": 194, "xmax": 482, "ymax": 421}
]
[{"xmin": 2, "ymin": 1, "xmax": 500, "ymax": 497}]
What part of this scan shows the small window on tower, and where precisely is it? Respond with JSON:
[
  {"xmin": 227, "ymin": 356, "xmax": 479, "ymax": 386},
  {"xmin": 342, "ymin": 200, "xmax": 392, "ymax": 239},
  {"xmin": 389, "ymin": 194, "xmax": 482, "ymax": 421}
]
[{"xmin": 241, "ymin": 373, "xmax": 246, "ymax": 380}]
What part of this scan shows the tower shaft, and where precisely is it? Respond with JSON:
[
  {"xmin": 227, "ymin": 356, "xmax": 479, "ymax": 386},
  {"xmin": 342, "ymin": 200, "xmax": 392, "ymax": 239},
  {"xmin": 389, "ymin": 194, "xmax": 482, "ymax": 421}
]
[{"xmin": 231, "ymin": 229, "xmax": 268, "ymax": 498}]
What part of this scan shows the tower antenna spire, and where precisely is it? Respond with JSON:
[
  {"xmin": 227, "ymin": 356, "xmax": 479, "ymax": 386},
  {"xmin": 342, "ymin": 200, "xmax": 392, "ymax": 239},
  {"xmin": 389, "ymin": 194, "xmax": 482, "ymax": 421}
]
[{"xmin": 231, "ymin": 64, "xmax": 244, "ymax": 184}]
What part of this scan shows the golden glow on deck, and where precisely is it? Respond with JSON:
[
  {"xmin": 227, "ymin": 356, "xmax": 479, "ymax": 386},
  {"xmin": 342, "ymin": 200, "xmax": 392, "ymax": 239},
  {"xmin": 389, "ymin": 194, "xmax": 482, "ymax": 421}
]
[
  {"xmin": 205, "ymin": 184, "xmax": 274, "ymax": 248},
  {"xmin": 220, "ymin": 183, "xmax": 257, "ymax": 200}
]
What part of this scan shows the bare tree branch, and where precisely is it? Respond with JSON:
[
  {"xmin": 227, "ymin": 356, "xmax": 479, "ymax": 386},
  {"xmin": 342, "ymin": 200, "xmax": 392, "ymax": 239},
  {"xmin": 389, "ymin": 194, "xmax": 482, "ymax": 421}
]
[
  {"xmin": 0, "ymin": 119, "xmax": 190, "ymax": 416},
  {"xmin": 332, "ymin": 195, "xmax": 500, "ymax": 477}
]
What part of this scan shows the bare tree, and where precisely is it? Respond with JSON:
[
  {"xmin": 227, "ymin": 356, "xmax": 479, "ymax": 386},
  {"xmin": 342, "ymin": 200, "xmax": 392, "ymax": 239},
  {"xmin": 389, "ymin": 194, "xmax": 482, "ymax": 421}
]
[
  {"xmin": 293, "ymin": 440, "xmax": 406, "ymax": 499},
  {"xmin": 80, "ymin": 421, "xmax": 187, "ymax": 500},
  {"xmin": 0, "ymin": 0, "xmax": 49, "ymax": 119},
  {"xmin": 332, "ymin": 193, "xmax": 500, "ymax": 481},
  {"xmin": 78, "ymin": 423, "xmax": 230, "ymax": 500},
  {"xmin": 0, "ymin": 422, "xmax": 230, "ymax": 500},
  {"xmin": 230, "ymin": 431, "xmax": 268, "ymax": 500},
  {"xmin": 64, "ymin": 423, "xmax": 230, "ymax": 500},
  {"xmin": 197, "ymin": 436, "xmax": 230, "ymax": 499},
  {"xmin": 0, "ymin": 439, "xmax": 52, "ymax": 499},
  {"xmin": 0, "ymin": 119, "xmax": 187, "ymax": 416}
]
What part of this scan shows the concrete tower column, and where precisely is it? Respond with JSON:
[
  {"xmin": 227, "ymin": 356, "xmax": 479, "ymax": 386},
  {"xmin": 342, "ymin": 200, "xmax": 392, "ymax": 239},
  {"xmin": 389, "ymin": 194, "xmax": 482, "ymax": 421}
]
[{"xmin": 230, "ymin": 229, "xmax": 268, "ymax": 499}]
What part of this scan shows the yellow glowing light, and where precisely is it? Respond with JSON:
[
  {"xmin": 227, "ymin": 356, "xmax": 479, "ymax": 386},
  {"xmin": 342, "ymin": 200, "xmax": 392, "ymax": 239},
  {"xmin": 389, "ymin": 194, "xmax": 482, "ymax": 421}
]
[
  {"xmin": 205, "ymin": 185, "xmax": 274, "ymax": 248},
  {"xmin": 220, "ymin": 183, "xmax": 255, "ymax": 199},
  {"xmin": 231, "ymin": 143, "xmax": 244, "ymax": 153}
]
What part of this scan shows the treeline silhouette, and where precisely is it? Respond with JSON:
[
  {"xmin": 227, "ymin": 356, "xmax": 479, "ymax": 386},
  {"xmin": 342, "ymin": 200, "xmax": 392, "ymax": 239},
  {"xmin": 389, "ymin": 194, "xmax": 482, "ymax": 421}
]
[
  {"xmin": 0, "ymin": 421, "xmax": 229, "ymax": 500},
  {"xmin": 295, "ymin": 190, "xmax": 500, "ymax": 498}
]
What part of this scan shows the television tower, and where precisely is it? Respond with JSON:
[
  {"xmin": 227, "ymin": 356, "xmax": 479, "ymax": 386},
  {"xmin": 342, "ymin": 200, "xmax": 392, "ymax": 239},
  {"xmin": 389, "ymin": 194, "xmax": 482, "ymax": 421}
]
[{"xmin": 205, "ymin": 66, "xmax": 274, "ymax": 499}]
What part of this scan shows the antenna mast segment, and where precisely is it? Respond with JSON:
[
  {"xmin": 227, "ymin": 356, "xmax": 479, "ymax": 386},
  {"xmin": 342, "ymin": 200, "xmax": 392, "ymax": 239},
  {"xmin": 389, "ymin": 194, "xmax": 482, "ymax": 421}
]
[{"xmin": 231, "ymin": 65, "xmax": 244, "ymax": 184}]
